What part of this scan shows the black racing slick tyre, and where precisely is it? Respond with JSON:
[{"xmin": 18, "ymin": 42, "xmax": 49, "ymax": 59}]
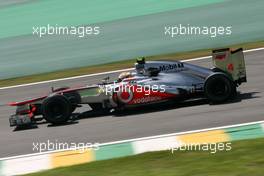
[
  {"xmin": 204, "ymin": 73, "xmax": 236, "ymax": 103},
  {"xmin": 42, "ymin": 95, "xmax": 72, "ymax": 124},
  {"xmin": 52, "ymin": 86, "xmax": 81, "ymax": 113},
  {"xmin": 63, "ymin": 91, "xmax": 81, "ymax": 113}
]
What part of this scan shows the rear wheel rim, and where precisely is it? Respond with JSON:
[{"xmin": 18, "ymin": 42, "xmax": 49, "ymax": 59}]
[{"xmin": 210, "ymin": 79, "xmax": 228, "ymax": 96}]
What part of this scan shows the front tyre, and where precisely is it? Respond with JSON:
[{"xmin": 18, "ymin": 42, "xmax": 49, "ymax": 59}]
[
  {"xmin": 42, "ymin": 95, "xmax": 72, "ymax": 124},
  {"xmin": 204, "ymin": 73, "xmax": 236, "ymax": 103}
]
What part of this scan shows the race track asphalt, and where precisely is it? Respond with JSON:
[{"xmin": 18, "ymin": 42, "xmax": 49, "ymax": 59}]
[{"xmin": 0, "ymin": 49, "xmax": 263, "ymax": 158}]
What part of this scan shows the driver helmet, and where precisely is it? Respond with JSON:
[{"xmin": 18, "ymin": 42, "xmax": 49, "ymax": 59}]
[{"xmin": 118, "ymin": 72, "xmax": 132, "ymax": 82}]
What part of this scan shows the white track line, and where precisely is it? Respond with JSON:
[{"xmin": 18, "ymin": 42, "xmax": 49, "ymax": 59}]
[
  {"xmin": 0, "ymin": 47, "xmax": 263, "ymax": 91},
  {"xmin": 0, "ymin": 119, "xmax": 263, "ymax": 161}
]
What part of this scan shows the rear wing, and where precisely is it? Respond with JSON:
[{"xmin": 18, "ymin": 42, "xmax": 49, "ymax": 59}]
[{"xmin": 212, "ymin": 48, "xmax": 247, "ymax": 85}]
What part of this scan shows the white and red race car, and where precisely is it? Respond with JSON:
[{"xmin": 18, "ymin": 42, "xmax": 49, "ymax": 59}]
[{"xmin": 9, "ymin": 48, "xmax": 246, "ymax": 128}]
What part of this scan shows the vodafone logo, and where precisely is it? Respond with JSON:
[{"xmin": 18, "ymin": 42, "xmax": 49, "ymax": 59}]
[
  {"xmin": 117, "ymin": 89, "xmax": 133, "ymax": 103},
  {"xmin": 132, "ymin": 96, "xmax": 162, "ymax": 104}
]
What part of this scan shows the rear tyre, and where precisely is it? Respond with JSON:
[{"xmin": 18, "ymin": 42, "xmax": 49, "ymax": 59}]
[
  {"xmin": 42, "ymin": 95, "xmax": 72, "ymax": 124},
  {"xmin": 204, "ymin": 73, "xmax": 236, "ymax": 103}
]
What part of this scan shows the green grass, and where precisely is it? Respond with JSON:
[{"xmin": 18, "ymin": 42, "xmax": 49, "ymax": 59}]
[
  {"xmin": 0, "ymin": 0, "xmax": 224, "ymax": 39},
  {"xmin": 25, "ymin": 138, "xmax": 264, "ymax": 176},
  {"xmin": 1, "ymin": 41, "xmax": 264, "ymax": 88}
]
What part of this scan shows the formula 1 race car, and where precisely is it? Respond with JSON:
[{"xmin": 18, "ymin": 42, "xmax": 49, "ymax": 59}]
[{"xmin": 8, "ymin": 48, "xmax": 247, "ymax": 128}]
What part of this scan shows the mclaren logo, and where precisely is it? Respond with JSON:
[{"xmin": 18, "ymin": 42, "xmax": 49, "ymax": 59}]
[{"xmin": 159, "ymin": 63, "xmax": 184, "ymax": 71}]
